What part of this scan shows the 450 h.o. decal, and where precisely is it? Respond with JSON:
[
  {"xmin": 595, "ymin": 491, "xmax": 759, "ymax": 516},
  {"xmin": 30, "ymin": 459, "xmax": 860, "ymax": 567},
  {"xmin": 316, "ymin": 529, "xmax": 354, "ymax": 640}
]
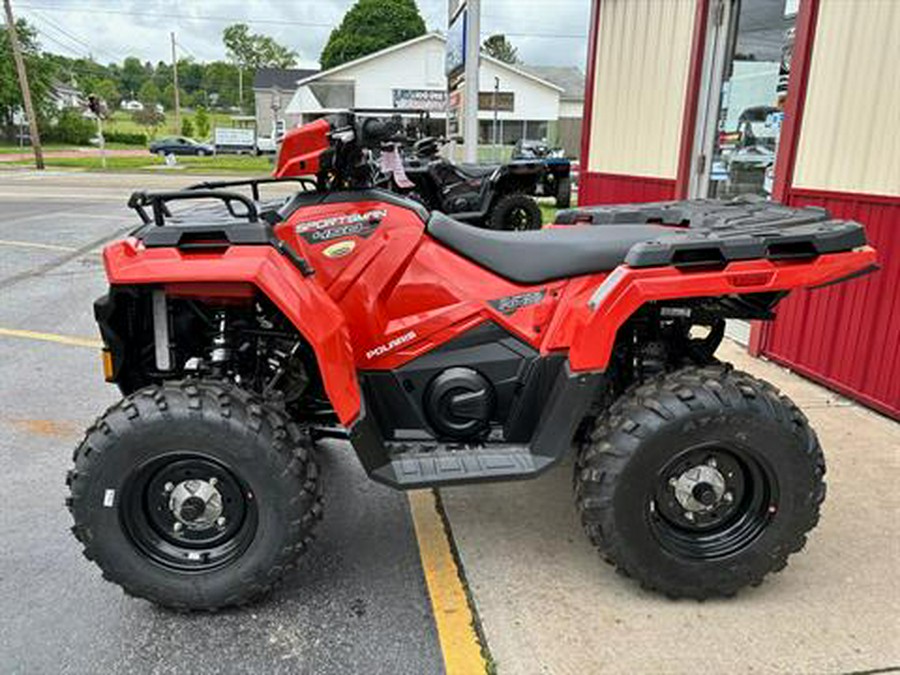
[
  {"xmin": 295, "ymin": 209, "xmax": 387, "ymax": 244},
  {"xmin": 489, "ymin": 289, "xmax": 546, "ymax": 315}
]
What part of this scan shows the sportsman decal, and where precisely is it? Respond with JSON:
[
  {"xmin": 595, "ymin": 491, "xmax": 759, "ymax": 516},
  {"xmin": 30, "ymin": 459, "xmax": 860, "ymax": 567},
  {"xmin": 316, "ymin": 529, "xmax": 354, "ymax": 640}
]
[
  {"xmin": 488, "ymin": 289, "xmax": 546, "ymax": 315},
  {"xmin": 296, "ymin": 209, "xmax": 387, "ymax": 244}
]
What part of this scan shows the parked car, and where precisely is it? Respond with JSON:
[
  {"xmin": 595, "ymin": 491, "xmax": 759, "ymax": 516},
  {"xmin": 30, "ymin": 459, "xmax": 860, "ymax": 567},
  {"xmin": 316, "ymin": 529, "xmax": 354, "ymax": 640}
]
[{"xmin": 149, "ymin": 136, "xmax": 215, "ymax": 157}]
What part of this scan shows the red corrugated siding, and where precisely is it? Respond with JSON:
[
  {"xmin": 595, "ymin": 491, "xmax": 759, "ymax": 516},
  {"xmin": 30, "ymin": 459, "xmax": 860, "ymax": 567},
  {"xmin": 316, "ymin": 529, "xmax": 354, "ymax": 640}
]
[
  {"xmin": 580, "ymin": 172, "xmax": 676, "ymax": 205},
  {"xmin": 759, "ymin": 189, "xmax": 900, "ymax": 419}
]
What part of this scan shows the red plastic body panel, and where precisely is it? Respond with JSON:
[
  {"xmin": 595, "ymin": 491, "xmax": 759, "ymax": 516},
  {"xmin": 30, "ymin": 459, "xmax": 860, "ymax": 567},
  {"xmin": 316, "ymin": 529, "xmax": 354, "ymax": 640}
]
[
  {"xmin": 273, "ymin": 118, "xmax": 330, "ymax": 178},
  {"xmin": 102, "ymin": 240, "xmax": 360, "ymax": 426},
  {"xmin": 103, "ymin": 192, "xmax": 877, "ymax": 427}
]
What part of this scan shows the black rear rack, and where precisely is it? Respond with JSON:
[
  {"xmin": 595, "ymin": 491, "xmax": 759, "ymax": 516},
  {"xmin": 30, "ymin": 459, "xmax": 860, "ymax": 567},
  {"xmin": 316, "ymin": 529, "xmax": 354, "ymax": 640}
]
[
  {"xmin": 128, "ymin": 176, "xmax": 319, "ymax": 227},
  {"xmin": 556, "ymin": 197, "xmax": 868, "ymax": 269}
]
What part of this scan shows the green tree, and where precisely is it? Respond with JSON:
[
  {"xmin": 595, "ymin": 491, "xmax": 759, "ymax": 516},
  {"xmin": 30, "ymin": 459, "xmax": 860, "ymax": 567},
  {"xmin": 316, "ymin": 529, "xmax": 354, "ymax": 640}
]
[
  {"xmin": 138, "ymin": 80, "xmax": 161, "ymax": 108},
  {"xmin": 194, "ymin": 105, "xmax": 210, "ymax": 138},
  {"xmin": 1, "ymin": 19, "xmax": 55, "ymax": 140},
  {"xmin": 120, "ymin": 56, "xmax": 149, "ymax": 98},
  {"xmin": 222, "ymin": 23, "xmax": 297, "ymax": 70},
  {"xmin": 132, "ymin": 107, "xmax": 165, "ymax": 139},
  {"xmin": 320, "ymin": 0, "xmax": 426, "ymax": 70},
  {"xmin": 162, "ymin": 83, "xmax": 185, "ymax": 111},
  {"xmin": 181, "ymin": 117, "xmax": 194, "ymax": 138},
  {"xmin": 92, "ymin": 79, "xmax": 120, "ymax": 108},
  {"xmin": 482, "ymin": 34, "xmax": 519, "ymax": 64}
]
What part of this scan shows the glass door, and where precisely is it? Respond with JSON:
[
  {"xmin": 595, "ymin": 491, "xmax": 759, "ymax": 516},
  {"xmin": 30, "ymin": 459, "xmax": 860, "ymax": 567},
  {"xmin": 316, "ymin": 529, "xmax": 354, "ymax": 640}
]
[{"xmin": 690, "ymin": 0, "xmax": 799, "ymax": 199}]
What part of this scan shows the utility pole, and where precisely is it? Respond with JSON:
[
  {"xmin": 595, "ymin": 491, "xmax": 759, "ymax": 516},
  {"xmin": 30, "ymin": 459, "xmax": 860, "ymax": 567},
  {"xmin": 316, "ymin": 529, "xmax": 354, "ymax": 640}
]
[
  {"xmin": 462, "ymin": 0, "xmax": 480, "ymax": 163},
  {"xmin": 3, "ymin": 0, "xmax": 44, "ymax": 169},
  {"xmin": 170, "ymin": 32, "xmax": 181, "ymax": 134}
]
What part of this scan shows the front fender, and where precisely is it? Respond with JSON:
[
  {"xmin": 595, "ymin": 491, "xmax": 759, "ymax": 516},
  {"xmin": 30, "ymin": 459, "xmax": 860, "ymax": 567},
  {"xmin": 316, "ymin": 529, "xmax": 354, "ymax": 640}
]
[{"xmin": 103, "ymin": 239, "xmax": 360, "ymax": 425}]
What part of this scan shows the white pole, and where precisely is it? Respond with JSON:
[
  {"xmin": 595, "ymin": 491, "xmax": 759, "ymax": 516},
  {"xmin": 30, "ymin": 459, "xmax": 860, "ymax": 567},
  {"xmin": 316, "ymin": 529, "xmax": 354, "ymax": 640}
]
[
  {"xmin": 97, "ymin": 115, "xmax": 106, "ymax": 169},
  {"xmin": 463, "ymin": 0, "xmax": 480, "ymax": 163}
]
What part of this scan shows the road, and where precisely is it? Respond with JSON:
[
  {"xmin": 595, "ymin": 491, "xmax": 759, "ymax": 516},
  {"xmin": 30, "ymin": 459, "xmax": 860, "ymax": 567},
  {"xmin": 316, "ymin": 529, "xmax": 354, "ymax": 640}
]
[{"xmin": 0, "ymin": 172, "xmax": 448, "ymax": 675}]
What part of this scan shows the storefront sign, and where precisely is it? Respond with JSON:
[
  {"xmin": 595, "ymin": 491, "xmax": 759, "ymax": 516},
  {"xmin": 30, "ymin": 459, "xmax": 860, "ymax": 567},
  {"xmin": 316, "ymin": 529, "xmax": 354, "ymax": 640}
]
[
  {"xmin": 392, "ymin": 89, "xmax": 448, "ymax": 111},
  {"xmin": 446, "ymin": 9, "xmax": 466, "ymax": 76},
  {"xmin": 478, "ymin": 92, "xmax": 515, "ymax": 112}
]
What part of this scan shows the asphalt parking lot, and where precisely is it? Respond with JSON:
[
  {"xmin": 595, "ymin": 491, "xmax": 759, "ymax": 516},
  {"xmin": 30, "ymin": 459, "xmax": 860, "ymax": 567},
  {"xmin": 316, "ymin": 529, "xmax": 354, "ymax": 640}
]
[
  {"xmin": 0, "ymin": 172, "xmax": 447, "ymax": 675},
  {"xmin": 1, "ymin": 170, "xmax": 898, "ymax": 675}
]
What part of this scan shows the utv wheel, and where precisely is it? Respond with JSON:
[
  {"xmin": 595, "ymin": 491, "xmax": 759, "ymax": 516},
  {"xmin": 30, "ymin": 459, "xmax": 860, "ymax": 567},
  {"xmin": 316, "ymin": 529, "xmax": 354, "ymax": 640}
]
[
  {"xmin": 555, "ymin": 176, "xmax": 572, "ymax": 209},
  {"xmin": 574, "ymin": 364, "xmax": 825, "ymax": 599},
  {"xmin": 66, "ymin": 380, "xmax": 322, "ymax": 611},
  {"xmin": 489, "ymin": 193, "xmax": 542, "ymax": 231}
]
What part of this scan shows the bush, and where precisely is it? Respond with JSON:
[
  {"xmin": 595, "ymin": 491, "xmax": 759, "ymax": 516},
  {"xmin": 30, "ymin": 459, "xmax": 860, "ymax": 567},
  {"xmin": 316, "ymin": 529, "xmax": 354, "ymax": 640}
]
[
  {"xmin": 181, "ymin": 117, "xmax": 194, "ymax": 137},
  {"xmin": 102, "ymin": 131, "xmax": 147, "ymax": 146},
  {"xmin": 42, "ymin": 109, "xmax": 95, "ymax": 145}
]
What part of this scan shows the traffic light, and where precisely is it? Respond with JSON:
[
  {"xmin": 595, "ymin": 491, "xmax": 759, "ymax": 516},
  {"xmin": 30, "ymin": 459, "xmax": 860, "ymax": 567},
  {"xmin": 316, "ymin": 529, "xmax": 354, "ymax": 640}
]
[{"xmin": 87, "ymin": 94, "xmax": 105, "ymax": 118}]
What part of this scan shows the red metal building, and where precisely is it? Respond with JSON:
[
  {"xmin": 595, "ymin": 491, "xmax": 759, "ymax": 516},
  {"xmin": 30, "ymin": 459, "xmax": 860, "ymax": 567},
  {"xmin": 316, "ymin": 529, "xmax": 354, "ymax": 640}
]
[{"xmin": 579, "ymin": 0, "xmax": 899, "ymax": 419}]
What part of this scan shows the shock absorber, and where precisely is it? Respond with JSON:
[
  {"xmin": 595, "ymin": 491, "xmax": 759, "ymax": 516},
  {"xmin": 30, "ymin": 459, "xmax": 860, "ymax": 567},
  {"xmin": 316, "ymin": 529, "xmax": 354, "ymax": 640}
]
[{"xmin": 209, "ymin": 310, "xmax": 230, "ymax": 371}]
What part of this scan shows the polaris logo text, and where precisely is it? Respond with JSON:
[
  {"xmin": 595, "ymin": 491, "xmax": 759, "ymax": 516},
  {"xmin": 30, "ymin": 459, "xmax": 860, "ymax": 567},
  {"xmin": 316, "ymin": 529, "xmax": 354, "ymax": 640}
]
[{"xmin": 366, "ymin": 331, "xmax": 417, "ymax": 360}]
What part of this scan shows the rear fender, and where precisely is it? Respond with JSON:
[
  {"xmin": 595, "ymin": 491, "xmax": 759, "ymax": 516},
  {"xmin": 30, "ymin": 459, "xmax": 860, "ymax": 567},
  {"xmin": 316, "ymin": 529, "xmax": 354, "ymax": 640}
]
[
  {"xmin": 103, "ymin": 239, "xmax": 360, "ymax": 425},
  {"xmin": 555, "ymin": 248, "xmax": 877, "ymax": 372}
]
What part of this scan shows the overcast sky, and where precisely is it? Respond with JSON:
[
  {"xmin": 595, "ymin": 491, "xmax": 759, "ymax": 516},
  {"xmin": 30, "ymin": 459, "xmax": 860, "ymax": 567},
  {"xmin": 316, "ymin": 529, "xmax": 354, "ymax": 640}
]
[{"xmin": 12, "ymin": 0, "xmax": 592, "ymax": 71}]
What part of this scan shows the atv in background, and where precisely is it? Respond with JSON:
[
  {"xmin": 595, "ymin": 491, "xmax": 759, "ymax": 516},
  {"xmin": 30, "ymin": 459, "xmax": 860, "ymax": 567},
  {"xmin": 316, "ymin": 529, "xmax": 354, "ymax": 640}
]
[
  {"xmin": 512, "ymin": 139, "xmax": 573, "ymax": 208},
  {"xmin": 382, "ymin": 134, "xmax": 548, "ymax": 231},
  {"xmin": 67, "ymin": 111, "xmax": 877, "ymax": 611}
]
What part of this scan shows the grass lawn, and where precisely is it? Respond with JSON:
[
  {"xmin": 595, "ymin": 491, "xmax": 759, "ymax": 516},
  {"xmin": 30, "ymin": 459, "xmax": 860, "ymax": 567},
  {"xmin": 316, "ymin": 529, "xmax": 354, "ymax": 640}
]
[
  {"xmin": 106, "ymin": 110, "xmax": 236, "ymax": 139},
  {"xmin": 0, "ymin": 143, "xmax": 82, "ymax": 154},
  {"xmin": 4, "ymin": 152, "xmax": 273, "ymax": 174}
]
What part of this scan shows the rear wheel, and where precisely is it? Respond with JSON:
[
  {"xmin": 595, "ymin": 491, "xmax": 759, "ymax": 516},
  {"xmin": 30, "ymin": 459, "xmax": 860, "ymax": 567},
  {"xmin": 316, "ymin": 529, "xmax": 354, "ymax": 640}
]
[
  {"xmin": 67, "ymin": 380, "xmax": 322, "ymax": 610},
  {"xmin": 489, "ymin": 193, "xmax": 542, "ymax": 231},
  {"xmin": 574, "ymin": 364, "xmax": 825, "ymax": 598}
]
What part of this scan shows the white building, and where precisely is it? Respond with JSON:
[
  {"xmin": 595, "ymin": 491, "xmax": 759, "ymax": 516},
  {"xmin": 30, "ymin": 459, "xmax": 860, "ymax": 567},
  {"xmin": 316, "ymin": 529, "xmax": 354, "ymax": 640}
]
[{"xmin": 283, "ymin": 32, "xmax": 566, "ymax": 147}]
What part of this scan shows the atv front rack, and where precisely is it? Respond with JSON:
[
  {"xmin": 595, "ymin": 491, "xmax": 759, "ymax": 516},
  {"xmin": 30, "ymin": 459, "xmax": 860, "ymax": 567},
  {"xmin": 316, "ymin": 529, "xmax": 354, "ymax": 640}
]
[{"xmin": 556, "ymin": 197, "xmax": 868, "ymax": 269}]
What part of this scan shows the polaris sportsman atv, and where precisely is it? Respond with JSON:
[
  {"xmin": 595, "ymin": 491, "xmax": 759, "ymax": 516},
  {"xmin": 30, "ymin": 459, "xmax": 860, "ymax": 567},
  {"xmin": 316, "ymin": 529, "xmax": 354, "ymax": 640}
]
[
  {"xmin": 68, "ymin": 113, "xmax": 877, "ymax": 610},
  {"xmin": 381, "ymin": 133, "xmax": 550, "ymax": 231}
]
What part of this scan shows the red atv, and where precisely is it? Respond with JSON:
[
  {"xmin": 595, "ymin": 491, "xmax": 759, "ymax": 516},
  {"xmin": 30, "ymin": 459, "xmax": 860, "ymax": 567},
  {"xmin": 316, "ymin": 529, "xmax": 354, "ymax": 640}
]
[{"xmin": 68, "ymin": 113, "xmax": 876, "ymax": 610}]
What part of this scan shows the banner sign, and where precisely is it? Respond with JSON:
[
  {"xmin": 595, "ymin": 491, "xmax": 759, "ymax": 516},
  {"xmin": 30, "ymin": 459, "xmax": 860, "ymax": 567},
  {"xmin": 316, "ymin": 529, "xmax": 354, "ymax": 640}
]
[
  {"xmin": 392, "ymin": 89, "xmax": 448, "ymax": 111},
  {"xmin": 446, "ymin": 9, "xmax": 466, "ymax": 76}
]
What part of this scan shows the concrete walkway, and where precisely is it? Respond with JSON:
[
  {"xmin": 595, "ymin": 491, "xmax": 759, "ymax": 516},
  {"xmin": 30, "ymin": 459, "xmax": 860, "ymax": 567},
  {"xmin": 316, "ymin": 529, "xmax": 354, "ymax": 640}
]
[{"xmin": 442, "ymin": 340, "xmax": 900, "ymax": 674}]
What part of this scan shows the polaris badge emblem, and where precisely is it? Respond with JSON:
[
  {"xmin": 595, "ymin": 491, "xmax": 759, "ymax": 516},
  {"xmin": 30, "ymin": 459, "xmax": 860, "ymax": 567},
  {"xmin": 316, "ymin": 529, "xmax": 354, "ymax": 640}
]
[
  {"xmin": 296, "ymin": 209, "xmax": 386, "ymax": 244},
  {"xmin": 366, "ymin": 330, "xmax": 417, "ymax": 360},
  {"xmin": 489, "ymin": 289, "xmax": 546, "ymax": 315}
]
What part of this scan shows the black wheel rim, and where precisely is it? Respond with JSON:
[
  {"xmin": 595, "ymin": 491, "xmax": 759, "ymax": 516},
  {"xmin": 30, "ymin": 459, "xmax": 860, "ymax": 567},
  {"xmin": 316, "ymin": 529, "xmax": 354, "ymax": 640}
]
[
  {"xmin": 505, "ymin": 205, "xmax": 535, "ymax": 230},
  {"xmin": 648, "ymin": 443, "xmax": 778, "ymax": 560},
  {"xmin": 121, "ymin": 453, "xmax": 258, "ymax": 572}
]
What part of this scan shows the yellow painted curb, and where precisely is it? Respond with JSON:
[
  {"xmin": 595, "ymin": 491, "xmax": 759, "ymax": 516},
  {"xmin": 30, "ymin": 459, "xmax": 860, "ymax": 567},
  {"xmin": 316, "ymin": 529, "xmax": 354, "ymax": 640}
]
[
  {"xmin": 408, "ymin": 489, "xmax": 488, "ymax": 675},
  {"xmin": 0, "ymin": 327, "xmax": 102, "ymax": 349}
]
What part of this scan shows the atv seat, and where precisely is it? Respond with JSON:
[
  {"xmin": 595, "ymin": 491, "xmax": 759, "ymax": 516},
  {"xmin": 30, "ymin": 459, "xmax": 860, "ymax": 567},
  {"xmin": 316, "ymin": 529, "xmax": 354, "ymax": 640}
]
[
  {"xmin": 427, "ymin": 212, "xmax": 673, "ymax": 284},
  {"xmin": 457, "ymin": 163, "xmax": 499, "ymax": 179}
]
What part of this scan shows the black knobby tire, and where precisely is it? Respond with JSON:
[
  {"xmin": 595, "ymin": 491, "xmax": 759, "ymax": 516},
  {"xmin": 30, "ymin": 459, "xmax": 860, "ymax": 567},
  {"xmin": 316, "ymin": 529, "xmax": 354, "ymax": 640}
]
[
  {"xmin": 574, "ymin": 364, "xmax": 825, "ymax": 599},
  {"xmin": 488, "ymin": 193, "xmax": 542, "ymax": 231},
  {"xmin": 555, "ymin": 176, "xmax": 572, "ymax": 209},
  {"xmin": 67, "ymin": 380, "xmax": 322, "ymax": 610}
]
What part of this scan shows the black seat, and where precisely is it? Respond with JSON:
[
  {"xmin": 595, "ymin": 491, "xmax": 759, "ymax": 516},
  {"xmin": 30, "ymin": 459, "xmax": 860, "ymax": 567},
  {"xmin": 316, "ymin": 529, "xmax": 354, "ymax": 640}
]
[
  {"xmin": 427, "ymin": 212, "xmax": 674, "ymax": 284},
  {"xmin": 457, "ymin": 163, "xmax": 499, "ymax": 179}
]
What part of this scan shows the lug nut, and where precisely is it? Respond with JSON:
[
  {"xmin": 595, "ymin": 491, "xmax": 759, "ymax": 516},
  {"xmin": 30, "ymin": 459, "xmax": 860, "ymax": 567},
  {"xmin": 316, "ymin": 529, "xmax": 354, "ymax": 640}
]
[
  {"xmin": 216, "ymin": 516, "xmax": 226, "ymax": 528},
  {"xmin": 173, "ymin": 522, "xmax": 183, "ymax": 532},
  {"xmin": 209, "ymin": 477, "xmax": 218, "ymax": 487},
  {"xmin": 723, "ymin": 491, "xmax": 734, "ymax": 503},
  {"xmin": 707, "ymin": 457, "xmax": 717, "ymax": 468},
  {"xmin": 684, "ymin": 512, "xmax": 695, "ymax": 522},
  {"xmin": 164, "ymin": 482, "xmax": 174, "ymax": 493},
  {"xmin": 668, "ymin": 477, "xmax": 678, "ymax": 488}
]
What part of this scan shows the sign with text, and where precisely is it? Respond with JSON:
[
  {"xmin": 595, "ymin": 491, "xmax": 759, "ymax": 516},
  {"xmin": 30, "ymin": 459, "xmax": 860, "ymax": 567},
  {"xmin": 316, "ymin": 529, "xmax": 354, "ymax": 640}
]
[
  {"xmin": 478, "ymin": 91, "xmax": 515, "ymax": 112},
  {"xmin": 392, "ymin": 89, "xmax": 448, "ymax": 111},
  {"xmin": 446, "ymin": 9, "xmax": 466, "ymax": 76}
]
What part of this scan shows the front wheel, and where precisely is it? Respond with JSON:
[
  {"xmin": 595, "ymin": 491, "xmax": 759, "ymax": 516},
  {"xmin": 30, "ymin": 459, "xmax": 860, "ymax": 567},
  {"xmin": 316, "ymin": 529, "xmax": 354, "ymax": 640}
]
[
  {"xmin": 488, "ymin": 193, "xmax": 542, "ymax": 231},
  {"xmin": 67, "ymin": 380, "xmax": 322, "ymax": 610},
  {"xmin": 574, "ymin": 364, "xmax": 825, "ymax": 599}
]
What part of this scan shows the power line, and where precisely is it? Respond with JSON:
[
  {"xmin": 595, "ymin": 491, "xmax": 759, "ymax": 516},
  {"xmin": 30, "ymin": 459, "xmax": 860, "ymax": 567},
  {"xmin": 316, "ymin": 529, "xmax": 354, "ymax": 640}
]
[
  {"xmin": 15, "ymin": 3, "xmax": 334, "ymax": 27},
  {"xmin": 27, "ymin": 9, "xmax": 125, "ymax": 62}
]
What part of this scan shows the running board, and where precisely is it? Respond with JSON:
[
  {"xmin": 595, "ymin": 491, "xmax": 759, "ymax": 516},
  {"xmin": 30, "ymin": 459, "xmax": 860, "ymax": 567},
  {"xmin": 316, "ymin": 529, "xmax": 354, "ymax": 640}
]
[
  {"xmin": 373, "ymin": 446, "xmax": 556, "ymax": 488},
  {"xmin": 350, "ymin": 362, "xmax": 605, "ymax": 489}
]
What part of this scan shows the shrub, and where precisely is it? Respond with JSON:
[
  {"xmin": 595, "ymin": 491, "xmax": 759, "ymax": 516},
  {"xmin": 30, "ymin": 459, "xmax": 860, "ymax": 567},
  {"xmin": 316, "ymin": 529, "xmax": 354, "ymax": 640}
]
[
  {"xmin": 102, "ymin": 131, "xmax": 147, "ymax": 146},
  {"xmin": 181, "ymin": 117, "xmax": 194, "ymax": 138},
  {"xmin": 42, "ymin": 109, "xmax": 95, "ymax": 145}
]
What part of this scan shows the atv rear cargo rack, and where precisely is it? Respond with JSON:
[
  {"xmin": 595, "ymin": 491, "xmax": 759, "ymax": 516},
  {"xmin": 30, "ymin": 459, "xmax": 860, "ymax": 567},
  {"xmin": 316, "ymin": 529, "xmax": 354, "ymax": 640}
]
[{"xmin": 556, "ymin": 197, "xmax": 869, "ymax": 269}]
